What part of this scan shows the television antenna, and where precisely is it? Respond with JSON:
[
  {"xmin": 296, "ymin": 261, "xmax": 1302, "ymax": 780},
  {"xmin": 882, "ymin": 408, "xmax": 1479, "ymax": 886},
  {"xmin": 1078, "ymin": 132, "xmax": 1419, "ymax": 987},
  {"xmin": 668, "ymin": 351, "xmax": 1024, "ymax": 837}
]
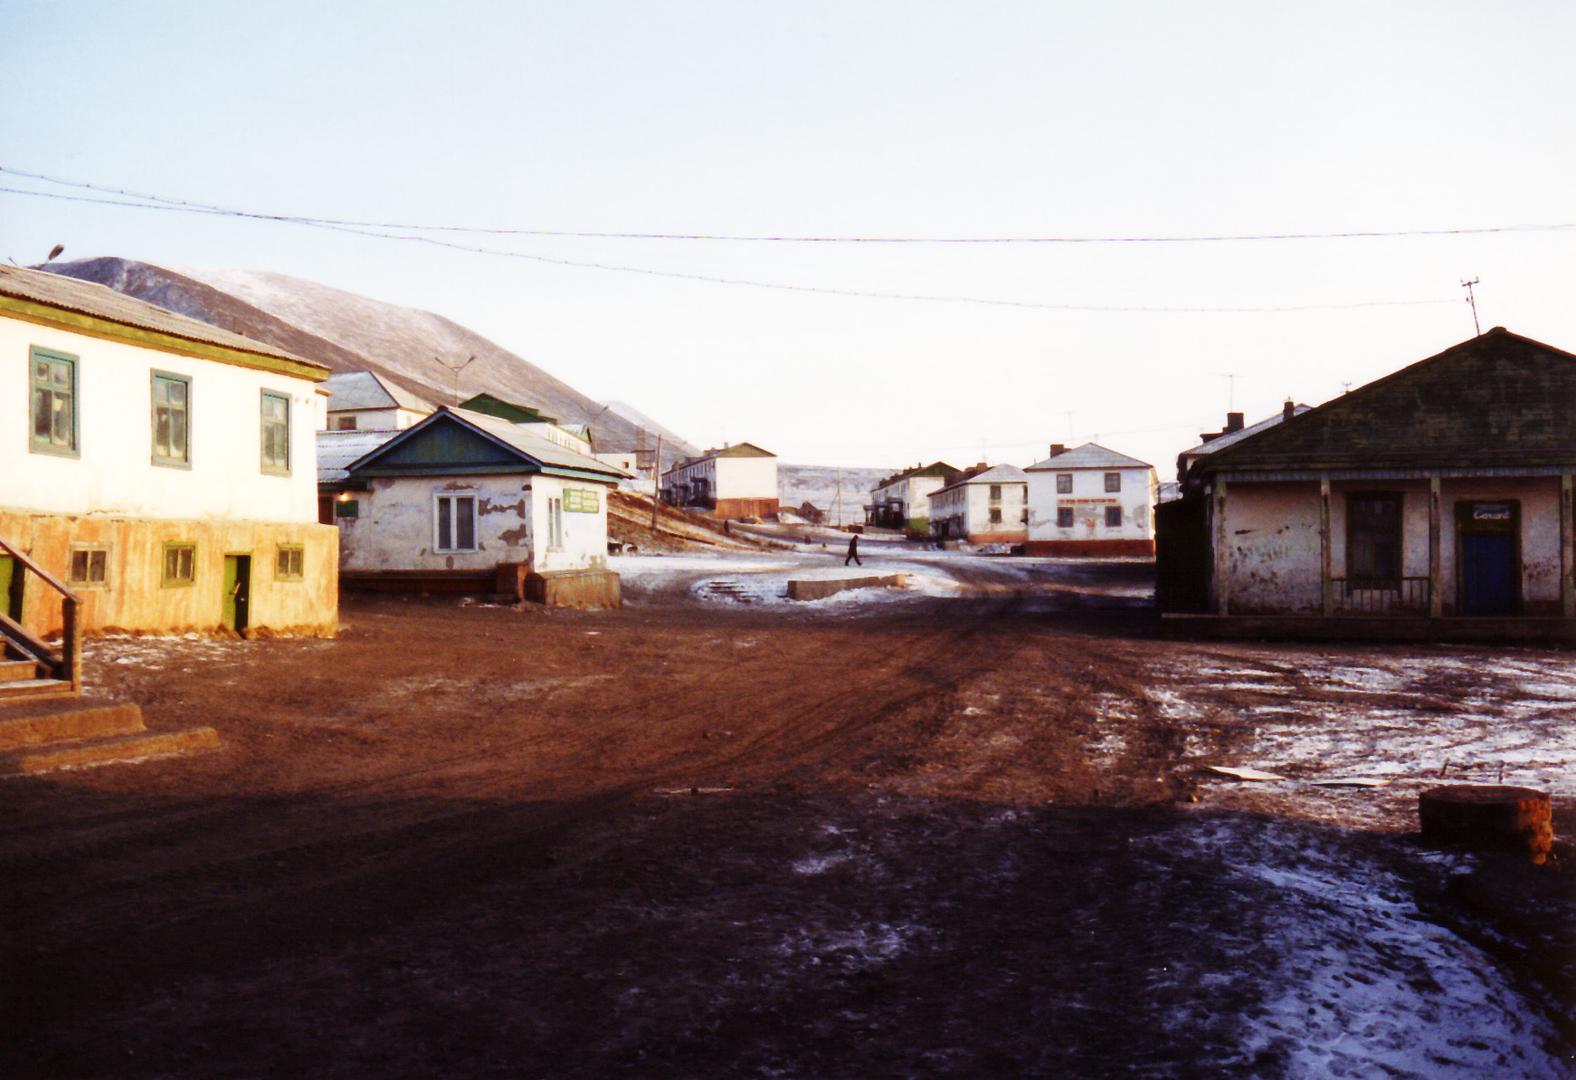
[
  {"xmin": 1460, "ymin": 277, "xmax": 1481, "ymax": 336},
  {"xmin": 434, "ymin": 353, "xmax": 477, "ymax": 405}
]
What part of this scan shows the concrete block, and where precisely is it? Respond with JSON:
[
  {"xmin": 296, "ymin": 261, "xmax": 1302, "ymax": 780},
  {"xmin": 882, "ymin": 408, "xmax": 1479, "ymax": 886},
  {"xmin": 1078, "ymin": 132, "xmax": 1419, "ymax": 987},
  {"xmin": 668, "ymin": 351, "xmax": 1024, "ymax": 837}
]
[
  {"xmin": 787, "ymin": 574, "xmax": 905, "ymax": 601},
  {"xmin": 523, "ymin": 569, "xmax": 622, "ymax": 610}
]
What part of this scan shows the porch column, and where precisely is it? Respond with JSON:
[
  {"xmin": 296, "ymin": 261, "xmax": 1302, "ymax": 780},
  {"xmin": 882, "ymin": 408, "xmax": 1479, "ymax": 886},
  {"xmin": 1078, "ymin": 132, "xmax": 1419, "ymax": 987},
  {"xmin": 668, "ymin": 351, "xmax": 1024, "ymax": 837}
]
[
  {"xmin": 1319, "ymin": 474, "xmax": 1333, "ymax": 616},
  {"xmin": 1213, "ymin": 478, "xmax": 1230, "ymax": 616},
  {"xmin": 1562, "ymin": 472, "xmax": 1574, "ymax": 619},
  {"xmin": 1428, "ymin": 476, "xmax": 1443, "ymax": 618}
]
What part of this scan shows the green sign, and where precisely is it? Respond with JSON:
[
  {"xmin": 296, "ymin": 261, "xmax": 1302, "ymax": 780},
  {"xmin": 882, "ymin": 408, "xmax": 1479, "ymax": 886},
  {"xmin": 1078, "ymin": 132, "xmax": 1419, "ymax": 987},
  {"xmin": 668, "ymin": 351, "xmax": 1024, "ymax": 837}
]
[{"xmin": 564, "ymin": 488, "xmax": 599, "ymax": 513}]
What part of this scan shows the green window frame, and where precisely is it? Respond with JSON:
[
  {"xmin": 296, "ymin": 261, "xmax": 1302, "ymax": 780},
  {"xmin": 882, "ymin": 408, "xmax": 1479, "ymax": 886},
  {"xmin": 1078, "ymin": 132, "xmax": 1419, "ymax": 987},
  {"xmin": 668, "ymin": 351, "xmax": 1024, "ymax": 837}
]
[
  {"xmin": 274, "ymin": 544, "xmax": 304, "ymax": 582},
  {"xmin": 29, "ymin": 345, "xmax": 79, "ymax": 458},
  {"xmin": 260, "ymin": 390, "xmax": 291, "ymax": 475},
  {"xmin": 334, "ymin": 498, "xmax": 360, "ymax": 519},
  {"xmin": 161, "ymin": 542, "xmax": 197, "ymax": 587},
  {"xmin": 68, "ymin": 545, "xmax": 109, "ymax": 588},
  {"xmin": 151, "ymin": 370, "xmax": 192, "ymax": 468}
]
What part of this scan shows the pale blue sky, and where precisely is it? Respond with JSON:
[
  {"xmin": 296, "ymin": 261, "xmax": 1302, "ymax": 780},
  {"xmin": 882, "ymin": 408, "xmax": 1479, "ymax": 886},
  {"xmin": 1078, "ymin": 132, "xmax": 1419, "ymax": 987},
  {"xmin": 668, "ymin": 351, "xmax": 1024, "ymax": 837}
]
[{"xmin": 3, "ymin": 1, "xmax": 1573, "ymax": 469}]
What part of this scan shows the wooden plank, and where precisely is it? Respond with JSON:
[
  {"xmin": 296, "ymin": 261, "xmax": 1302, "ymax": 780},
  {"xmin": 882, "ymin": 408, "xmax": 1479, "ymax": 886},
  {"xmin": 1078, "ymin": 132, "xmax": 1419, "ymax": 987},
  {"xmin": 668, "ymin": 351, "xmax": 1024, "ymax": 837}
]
[
  {"xmin": 0, "ymin": 610, "xmax": 60, "ymax": 673},
  {"xmin": 1563, "ymin": 473, "xmax": 1575, "ymax": 619},
  {"xmin": 0, "ymin": 538, "xmax": 77, "ymax": 602},
  {"xmin": 1212, "ymin": 479, "xmax": 1230, "ymax": 616},
  {"xmin": 1428, "ymin": 475, "xmax": 1443, "ymax": 618},
  {"xmin": 1319, "ymin": 475, "xmax": 1333, "ymax": 616}
]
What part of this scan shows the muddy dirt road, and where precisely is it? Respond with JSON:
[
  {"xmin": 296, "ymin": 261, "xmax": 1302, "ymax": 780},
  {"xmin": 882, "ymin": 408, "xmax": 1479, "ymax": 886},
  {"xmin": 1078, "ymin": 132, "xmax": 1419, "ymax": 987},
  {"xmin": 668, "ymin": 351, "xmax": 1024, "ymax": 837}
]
[{"xmin": 2, "ymin": 558, "xmax": 1570, "ymax": 1077}]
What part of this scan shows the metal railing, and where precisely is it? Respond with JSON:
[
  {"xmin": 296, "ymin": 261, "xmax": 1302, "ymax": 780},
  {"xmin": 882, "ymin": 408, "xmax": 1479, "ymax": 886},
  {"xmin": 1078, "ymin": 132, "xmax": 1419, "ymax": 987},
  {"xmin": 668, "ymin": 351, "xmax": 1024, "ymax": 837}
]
[
  {"xmin": 1331, "ymin": 576, "xmax": 1430, "ymax": 616},
  {"xmin": 0, "ymin": 536, "xmax": 81, "ymax": 694}
]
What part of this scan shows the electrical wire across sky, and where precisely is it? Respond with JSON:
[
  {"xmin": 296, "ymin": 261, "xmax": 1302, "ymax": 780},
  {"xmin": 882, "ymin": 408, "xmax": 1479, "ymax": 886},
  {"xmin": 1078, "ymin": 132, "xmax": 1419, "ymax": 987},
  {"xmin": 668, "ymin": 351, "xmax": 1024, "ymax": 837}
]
[{"xmin": 4, "ymin": 162, "xmax": 1551, "ymax": 314}]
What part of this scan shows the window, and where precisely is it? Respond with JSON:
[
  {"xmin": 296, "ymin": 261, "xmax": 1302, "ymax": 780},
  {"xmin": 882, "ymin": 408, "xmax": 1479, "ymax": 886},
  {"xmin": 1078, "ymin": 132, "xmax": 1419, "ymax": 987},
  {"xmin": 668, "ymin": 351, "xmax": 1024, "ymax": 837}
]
[
  {"xmin": 1347, "ymin": 492, "xmax": 1402, "ymax": 584},
  {"xmin": 989, "ymin": 484, "xmax": 1002, "ymax": 501},
  {"xmin": 69, "ymin": 546, "xmax": 108, "ymax": 587},
  {"xmin": 434, "ymin": 494, "xmax": 477, "ymax": 552},
  {"xmin": 988, "ymin": 507, "xmax": 1003, "ymax": 524},
  {"xmin": 162, "ymin": 542, "xmax": 196, "ymax": 587},
  {"xmin": 547, "ymin": 497, "xmax": 564, "ymax": 549},
  {"xmin": 335, "ymin": 498, "xmax": 359, "ymax": 519},
  {"xmin": 151, "ymin": 371, "xmax": 191, "ymax": 467},
  {"xmin": 30, "ymin": 346, "xmax": 78, "ymax": 457},
  {"xmin": 275, "ymin": 545, "xmax": 304, "ymax": 581},
  {"xmin": 1105, "ymin": 506, "xmax": 1123, "ymax": 528},
  {"xmin": 1056, "ymin": 507, "xmax": 1074, "ymax": 528},
  {"xmin": 333, "ymin": 415, "xmax": 358, "ymax": 431},
  {"xmin": 260, "ymin": 390, "xmax": 291, "ymax": 475},
  {"xmin": 1056, "ymin": 474, "xmax": 1073, "ymax": 494},
  {"xmin": 1104, "ymin": 472, "xmax": 1121, "ymax": 493}
]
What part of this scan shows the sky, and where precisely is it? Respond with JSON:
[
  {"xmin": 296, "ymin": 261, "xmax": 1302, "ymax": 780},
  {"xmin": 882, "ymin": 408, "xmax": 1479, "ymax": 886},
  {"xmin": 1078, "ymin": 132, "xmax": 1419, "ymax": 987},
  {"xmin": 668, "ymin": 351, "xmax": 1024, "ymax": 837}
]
[{"xmin": 2, "ymin": 1, "xmax": 1573, "ymax": 471}]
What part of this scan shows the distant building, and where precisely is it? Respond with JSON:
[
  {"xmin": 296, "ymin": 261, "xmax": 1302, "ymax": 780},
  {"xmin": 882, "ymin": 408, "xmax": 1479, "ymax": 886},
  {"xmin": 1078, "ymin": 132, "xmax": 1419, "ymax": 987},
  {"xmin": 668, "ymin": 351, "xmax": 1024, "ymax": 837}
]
[
  {"xmin": 1158, "ymin": 328, "xmax": 1576, "ymax": 640},
  {"xmin": 927, "ymin": 464, "xmax": 1028, "ymax": 543},
  {"xmin": 661, "ymin": 443, "xmax": 779, "ymax": 520},
  {"xmin": 459, "ymin": 392, "xmax": 593, "ymax": 455},
  {"xmin": 0, "ymin": 264, "xmax": 338, "ymax": 638},
  {"xmin": 1025, "ymin": 443, "xmax": 1158, "ymax": 556},
  {"xmin": 323, "ymin": 406, "xmax": 629, "ymax": 607},
  {"xmin": 865, "ymin": 462, "xmax": 957, "ymax": 534},
  {"xmin": 323, "ymin": 371, "xmax": 433, "ymax": 431}
]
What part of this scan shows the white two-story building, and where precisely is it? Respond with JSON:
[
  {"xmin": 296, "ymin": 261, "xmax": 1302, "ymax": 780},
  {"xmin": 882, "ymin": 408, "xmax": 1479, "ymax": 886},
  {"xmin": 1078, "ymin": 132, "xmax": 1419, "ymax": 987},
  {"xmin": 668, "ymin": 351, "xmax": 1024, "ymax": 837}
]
[
  {"xmin": 1025, "ymin": 443, "xmax": 1157, "ymax": 556},
  {"xmin": 661, "ymin": 442, "xmax": 779, "ymax": 520},
  {"xmin": 1, "ymin": 264, "xmax": 337, "ymax": 637},
  {"xmin": 866, "ymin": 461, "xmax": 957, "ymax": 534},
  {"xmin": 926, "ymin": 464, "xmax": 1028, "ymax": 544}
]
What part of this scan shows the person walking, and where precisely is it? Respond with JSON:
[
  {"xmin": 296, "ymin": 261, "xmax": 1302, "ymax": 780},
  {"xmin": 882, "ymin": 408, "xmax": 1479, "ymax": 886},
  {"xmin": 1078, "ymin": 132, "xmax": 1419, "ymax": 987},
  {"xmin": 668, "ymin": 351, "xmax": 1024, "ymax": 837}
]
[{"xmin": 845, "ymin": 533, "xmax": 862, "ymax": 566}]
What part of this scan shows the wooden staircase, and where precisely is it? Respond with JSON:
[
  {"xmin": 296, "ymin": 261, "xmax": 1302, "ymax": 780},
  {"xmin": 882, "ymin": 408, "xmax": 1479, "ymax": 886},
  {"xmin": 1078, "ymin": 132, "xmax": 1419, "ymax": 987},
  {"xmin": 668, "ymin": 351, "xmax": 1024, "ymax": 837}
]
[{"xmin": 0, "ymin": 536, "xmax": 219, "ymax": 774}]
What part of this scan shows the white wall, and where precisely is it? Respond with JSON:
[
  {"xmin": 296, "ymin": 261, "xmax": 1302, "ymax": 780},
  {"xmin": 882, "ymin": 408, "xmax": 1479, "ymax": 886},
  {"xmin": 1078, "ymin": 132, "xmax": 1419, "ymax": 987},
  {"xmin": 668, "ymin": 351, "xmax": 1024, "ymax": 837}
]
[
  {"xmin": 3, "ymin": 315, "xmax": 322, "ymax": 524},
  {"xmin": 1027, "ymin": 465, "xmax": 1156, "ymax": 542},
  {"xmin": 339, "ymin": 473, "xmax": 609, "ymax": 574},
  {"xmin": 325, "ymin": 406, "xmax": 427, "ymax": 431},
  {"xmin": 715, "ymin": 455, "xmax": 778, "ymax": 500}
]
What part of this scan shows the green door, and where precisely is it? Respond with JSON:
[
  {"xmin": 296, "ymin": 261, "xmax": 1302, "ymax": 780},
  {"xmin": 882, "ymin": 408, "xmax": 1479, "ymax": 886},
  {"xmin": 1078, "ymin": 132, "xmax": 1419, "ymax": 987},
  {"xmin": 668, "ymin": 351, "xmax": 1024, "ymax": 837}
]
[
  {"xmin": 0, "ymin": 555, "xmax": 21, "ymax": 623},
  {"xmin": 222, "ymin": 555, "xmax": 251, "ymax": 634}
]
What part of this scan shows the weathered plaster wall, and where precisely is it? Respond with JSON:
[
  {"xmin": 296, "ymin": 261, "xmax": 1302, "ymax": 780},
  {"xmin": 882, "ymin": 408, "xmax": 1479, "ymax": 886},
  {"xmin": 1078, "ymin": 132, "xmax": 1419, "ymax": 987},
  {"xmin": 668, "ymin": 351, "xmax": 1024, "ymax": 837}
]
[
  {"xmin": 0, "ymin": 509, "xmax": 337, "ymax": 637},
  {"xmin": 1222, "ymin": 482, "xmax": 1324, "ymax": 614},
  {"xmin": 4, "ymin": 315, "xmax": 322, "ymax": 523},
  {"xmin": 1027, "ymin": 466, "xmax": 1156, "ymax": 544},
  {"xmin": 1438, "ymin": 477, "xmax": 1566, "ymax": 613},
  {"xmin": 339, "ymin": 474, "xmax": 610, "ymax": 575}
]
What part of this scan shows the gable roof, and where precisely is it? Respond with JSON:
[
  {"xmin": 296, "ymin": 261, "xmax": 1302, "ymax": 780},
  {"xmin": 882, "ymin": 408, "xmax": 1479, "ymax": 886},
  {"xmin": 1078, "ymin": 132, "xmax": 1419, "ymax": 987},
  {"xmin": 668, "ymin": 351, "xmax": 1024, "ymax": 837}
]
[
  {"xmin": 316, "ymin": 428, "xmax": 403, "ymax": 482},
  {"xmin": 1201, "ymin": 328, "xmax": 1576, "ymax": 475},
  {"xmin": 1179, "ymin": 406, "xmax": 1312, "ymax": 462},
  {"xmin": 458, "ymin": 392, "xmax": 559, "ymax": 426},
  {"xmin": 874, "ymin": 461, "xmax": 957, "ymax": 489},
  {"xmin": 1027, "ymin": 443, "xmax": 1152, "ymax": 471},
  {"xmin": 325, "ymin": 370, "xmax": 435, "ymax": 414},
  {"xmin": 2, "ymin": 264, "xmax": 327, "ymax": 380},
  {"xmin": 345, "ymin": 406, "xmax": 630, "ymax": 483},
  {"xmin": 929, "ymin": 463, "xmax": 1028, "ymax": 498},
  {"xmin": 670, "ymin": 442, "xmax": 777, "ymax": 470}
]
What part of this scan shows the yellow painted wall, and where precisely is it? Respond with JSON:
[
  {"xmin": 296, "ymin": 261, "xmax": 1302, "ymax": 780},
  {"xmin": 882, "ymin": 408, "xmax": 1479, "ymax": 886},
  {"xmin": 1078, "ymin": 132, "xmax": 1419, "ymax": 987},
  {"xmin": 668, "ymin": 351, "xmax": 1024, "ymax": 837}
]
[{"xmin": 0, "ymin": 510, "xmax": 337, "ymax": 637}]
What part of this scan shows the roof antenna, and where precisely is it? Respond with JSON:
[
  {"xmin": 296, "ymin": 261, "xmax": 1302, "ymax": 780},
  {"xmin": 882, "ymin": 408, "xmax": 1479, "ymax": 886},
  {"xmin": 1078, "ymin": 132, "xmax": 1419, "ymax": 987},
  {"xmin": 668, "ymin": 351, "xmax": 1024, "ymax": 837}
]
[
  {"xmin": 434, "ymin": 353, "xmax": 476, "ymax": 406},
  {"xmin": 1212, "ymin": 372, "xmax": 1240, "ymax": 411},
  {"xmin": 1460, "ymin": 277, "xmax": 1481, "ymax": 336}
]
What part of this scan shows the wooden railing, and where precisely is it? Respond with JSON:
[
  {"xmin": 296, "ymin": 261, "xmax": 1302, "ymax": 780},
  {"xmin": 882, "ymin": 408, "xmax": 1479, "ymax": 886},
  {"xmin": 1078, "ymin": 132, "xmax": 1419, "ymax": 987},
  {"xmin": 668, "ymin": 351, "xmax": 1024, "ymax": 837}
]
[
  {"xmin": 0, "ymin": 537, "xmax": 81, "ymax": 694},
  {"xmin": 1331, "ymin": 576, "xmax": 1430, "ymax": 616}
]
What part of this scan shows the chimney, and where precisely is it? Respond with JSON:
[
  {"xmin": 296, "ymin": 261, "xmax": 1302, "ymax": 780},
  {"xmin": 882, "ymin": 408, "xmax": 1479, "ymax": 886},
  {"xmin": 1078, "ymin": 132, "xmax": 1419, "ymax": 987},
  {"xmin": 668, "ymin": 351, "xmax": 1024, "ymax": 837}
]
[
  {"xmin": 1282, "ymin": 400, "xmax": 1295, "ymax": 423},
  {"xmin": 1225, "ymin": 412, "xmax": 1245, "ymax": 433},
  {"xmin": 1050, "ymin": 443, "xmax": 1066, "ymax": 456}
]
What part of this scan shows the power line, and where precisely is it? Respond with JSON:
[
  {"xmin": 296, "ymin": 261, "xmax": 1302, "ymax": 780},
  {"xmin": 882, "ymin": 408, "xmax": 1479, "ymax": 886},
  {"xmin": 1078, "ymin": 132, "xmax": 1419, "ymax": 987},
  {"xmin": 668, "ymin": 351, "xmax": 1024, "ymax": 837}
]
[
  {"xmin": 0, "ymin": 183, "xmax": 1460, "ymax": 315},
  {"xmin": 5, "ymin": 163, "xmax": 1574, "ymax": 245}
]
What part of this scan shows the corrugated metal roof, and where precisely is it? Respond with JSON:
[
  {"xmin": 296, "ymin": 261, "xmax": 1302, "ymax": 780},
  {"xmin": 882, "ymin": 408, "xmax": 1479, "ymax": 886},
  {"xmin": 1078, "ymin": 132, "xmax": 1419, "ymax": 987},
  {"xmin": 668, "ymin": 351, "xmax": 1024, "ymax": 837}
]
[
  {"xmin": 344, "ymin": 407, "xmax": 631, "ymax": 482},
  {"xmin": 317, "ymin": 428, "xmax": 403, "ymax": 482},
  {"xmin": 2, "ymin": 264, "xmax": 325, "ymax": 373},
  {"xmin": 1179, "ymin": 406, "xmax": 1311, "ymax": 459},
  {"xmin": 325, "ymin": 371, "xmax": 435, "ymax": 413},
  {"xmin": 1026, "ymin": 442, "xmax": 1152, "ymax": 471}
]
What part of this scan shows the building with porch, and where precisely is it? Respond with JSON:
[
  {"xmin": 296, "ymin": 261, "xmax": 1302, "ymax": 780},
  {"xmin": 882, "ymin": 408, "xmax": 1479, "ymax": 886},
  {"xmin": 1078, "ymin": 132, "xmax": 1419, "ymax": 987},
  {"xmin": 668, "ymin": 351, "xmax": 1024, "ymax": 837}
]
[
  {"xmin": 1, "ymin": 263, "xmax": 337, "ymax": 645},
  {"xmin": 1025, "ymin": 443, "xmax": 1157, "ymax": 556},
  {"xmin": 660, "ymin": 442, "xmax": 779, "ymax": 519},
  {"xmin": 865, "ymin": 462, "xmax": 957, "ymax": 534},
  {"xmin": 1158, "ymin": 328, "xmax": 1576, "ymax": 640},
  {"xmin": 926, "ymin": 464, "xmax": 1028, "ymax": 544},
  {"xmin": 327, "ymin": 406, "xmax": 628, "ymax": 607}
]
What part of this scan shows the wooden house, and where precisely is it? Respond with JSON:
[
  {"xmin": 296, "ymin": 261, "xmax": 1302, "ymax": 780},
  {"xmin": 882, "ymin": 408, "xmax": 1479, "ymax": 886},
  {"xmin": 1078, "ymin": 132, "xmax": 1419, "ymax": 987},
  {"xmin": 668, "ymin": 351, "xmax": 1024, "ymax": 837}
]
[{"xmin": 1158, "ymin": 328, "xmax": 1576, "ymax": 640}]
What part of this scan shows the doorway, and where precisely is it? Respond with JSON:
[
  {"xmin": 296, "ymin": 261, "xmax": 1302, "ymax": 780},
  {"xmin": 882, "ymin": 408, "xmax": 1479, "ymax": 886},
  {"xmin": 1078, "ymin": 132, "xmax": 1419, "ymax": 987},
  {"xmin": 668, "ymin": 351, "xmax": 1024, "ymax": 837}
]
[
  {"xmin": 0, "ymin": 555, "xmax": 21, "ymax": 623},
  {"xmin": 223, "ymin": 554, "xmax": 251, "ymax": 634},
  {"xmin": 1457, "ymin": 502, "xmax": 1519, "ymax": 616}
]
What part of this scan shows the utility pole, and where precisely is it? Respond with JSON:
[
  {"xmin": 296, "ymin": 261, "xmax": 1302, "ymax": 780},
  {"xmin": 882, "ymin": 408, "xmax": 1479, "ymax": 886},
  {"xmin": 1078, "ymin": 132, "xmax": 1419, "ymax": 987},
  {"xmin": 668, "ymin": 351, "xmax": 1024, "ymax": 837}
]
[
  {"xmin": 834, "ymin": 467, "xmax": 843, "ymax": 527},
  {"xmin": 1460, "ymin": 277, "xmax": 1482, "ymax": 336},
  {"xmin": 650, "ymin": 433, "xmax": 663, "ymax": 535},
  {"xmin": 434, "ymin": 353, "xmax": 477, "ymax": 406}
]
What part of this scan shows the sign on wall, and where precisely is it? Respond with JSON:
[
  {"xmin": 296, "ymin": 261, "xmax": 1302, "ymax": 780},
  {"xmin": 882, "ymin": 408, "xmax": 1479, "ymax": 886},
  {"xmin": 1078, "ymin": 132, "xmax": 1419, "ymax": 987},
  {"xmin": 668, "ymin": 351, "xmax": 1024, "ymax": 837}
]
[{"xmin": 564, "ymin": 488, "xmax": 600, "ymax": 513}]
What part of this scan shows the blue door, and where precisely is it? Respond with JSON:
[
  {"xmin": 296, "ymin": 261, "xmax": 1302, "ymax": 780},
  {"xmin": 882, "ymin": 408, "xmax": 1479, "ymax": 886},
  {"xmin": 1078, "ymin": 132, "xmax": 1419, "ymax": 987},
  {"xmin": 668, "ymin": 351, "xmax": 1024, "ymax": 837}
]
[{"xmin": 1461, "ymin": 533, "xmax": 1516, "ymax": 615}]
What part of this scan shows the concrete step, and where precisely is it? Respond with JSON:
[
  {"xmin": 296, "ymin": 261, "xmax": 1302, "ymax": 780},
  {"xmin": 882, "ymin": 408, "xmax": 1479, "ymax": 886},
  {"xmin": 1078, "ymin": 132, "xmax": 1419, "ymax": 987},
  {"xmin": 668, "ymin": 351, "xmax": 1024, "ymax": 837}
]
[
  {"xmin": 0, "ymin": 726, "xmax": 221, "ymax": 775},
  {"xmin": 0, "ymin": 702, "xmax": 146, "ymax": 752},
  {"xmin": 0, "ymin": 659, "xmax": 40, "ymax": 682},
  {"xmin": 0, "ymin": 678, "xmax": 76, "ymax": 703}
]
